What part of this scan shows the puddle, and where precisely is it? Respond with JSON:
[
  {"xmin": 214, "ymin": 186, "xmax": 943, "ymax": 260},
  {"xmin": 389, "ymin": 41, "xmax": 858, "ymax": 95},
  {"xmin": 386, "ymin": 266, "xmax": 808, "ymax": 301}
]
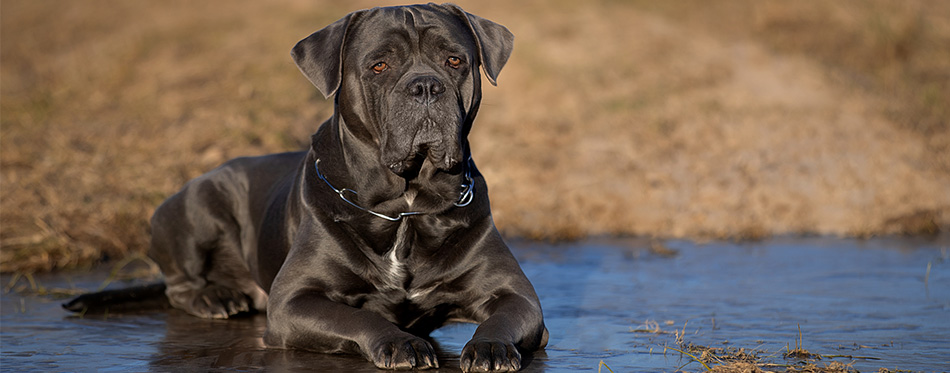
[{"xmin": 2, "ymin": 236, "xmax": 949, "ymax": 372}]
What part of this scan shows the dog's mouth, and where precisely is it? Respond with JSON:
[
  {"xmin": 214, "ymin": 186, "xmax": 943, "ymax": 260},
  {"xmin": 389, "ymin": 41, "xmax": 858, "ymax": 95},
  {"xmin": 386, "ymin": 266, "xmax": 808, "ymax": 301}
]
[
  {"xmin": 385, "ymin": 141, "xmax": 462, "ymax": 176},
  {"xmin": 382, "ymin": 115, "xmax": 464, "ymax": 177}
]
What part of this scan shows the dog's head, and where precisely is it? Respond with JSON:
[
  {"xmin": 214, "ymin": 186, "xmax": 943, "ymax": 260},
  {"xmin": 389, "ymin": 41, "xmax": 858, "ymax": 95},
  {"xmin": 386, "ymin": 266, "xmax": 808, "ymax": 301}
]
[{"xmin": 292, "ymin": 3, "xmax": 513, "ymax": 176}]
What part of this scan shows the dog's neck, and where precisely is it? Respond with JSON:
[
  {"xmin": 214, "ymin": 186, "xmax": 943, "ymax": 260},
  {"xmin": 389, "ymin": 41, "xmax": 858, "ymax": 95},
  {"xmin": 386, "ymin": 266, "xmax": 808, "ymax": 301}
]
[
  {"xmin": 310, "ymin": 115, "xmax": 473, "ymax": 221},
  {"xmin": 313, "ymin": 158, "xmax": 473, "ymax": 222}
]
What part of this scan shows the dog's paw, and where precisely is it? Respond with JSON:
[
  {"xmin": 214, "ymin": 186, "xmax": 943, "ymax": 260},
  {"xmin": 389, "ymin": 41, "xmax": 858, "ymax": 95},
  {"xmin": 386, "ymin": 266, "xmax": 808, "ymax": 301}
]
[
  {"xmin": 368, "ymin": 334, "xmax": 439, "ymax": 370},
  {"xmin": 460, "ymin": 338, "xmax": 521, "ymax": 372},
  {"xmin": 186, "ymin": 284, "xmax": 251, "ymax": 319}
]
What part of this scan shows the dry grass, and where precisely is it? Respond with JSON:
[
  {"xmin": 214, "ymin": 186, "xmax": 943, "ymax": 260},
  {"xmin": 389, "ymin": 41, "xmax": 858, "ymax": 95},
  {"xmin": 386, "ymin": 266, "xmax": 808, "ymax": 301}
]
[
  {"xmin": 2, "ymin": 0, "xmax": 949, "ymax": 272},
  {"xmin": 669, "ymin": 324, "xmax": 904, "ymax": 373},
  {"xmin": 675, "ymin": 336, "xmax": 864, "ymax": 373}
]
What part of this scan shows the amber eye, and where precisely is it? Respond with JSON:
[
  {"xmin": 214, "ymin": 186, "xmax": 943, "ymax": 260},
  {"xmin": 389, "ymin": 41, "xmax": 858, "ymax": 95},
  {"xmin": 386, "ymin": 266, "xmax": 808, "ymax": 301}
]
[
  {"xmin": 446, "ymin": 56, "xmax": 462, "ymax": 69},
  {"xmin": 372, "ymin": 62, "xmax": 388, "ymax": 74}
]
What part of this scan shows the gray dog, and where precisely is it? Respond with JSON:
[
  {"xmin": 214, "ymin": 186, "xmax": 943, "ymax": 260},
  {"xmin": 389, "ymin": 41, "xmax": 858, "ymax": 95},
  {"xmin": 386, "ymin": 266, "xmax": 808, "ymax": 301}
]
[{"xmin": 66, "ymin": 3, "xmax": 547, "ymax": 372}]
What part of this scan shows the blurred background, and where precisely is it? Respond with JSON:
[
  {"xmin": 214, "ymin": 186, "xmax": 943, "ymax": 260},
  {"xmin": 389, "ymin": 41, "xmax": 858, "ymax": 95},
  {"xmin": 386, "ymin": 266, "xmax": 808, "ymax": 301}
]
[{"xmin": 2, "ymin": 0, "xmax": 948, "ymax": 272}]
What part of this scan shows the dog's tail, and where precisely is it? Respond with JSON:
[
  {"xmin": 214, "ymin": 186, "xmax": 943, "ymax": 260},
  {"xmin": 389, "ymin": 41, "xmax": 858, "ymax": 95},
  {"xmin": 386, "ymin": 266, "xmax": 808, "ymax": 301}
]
[{"xmin": 62, "ymin": 283, "xmax": 170, "ymax": 314}]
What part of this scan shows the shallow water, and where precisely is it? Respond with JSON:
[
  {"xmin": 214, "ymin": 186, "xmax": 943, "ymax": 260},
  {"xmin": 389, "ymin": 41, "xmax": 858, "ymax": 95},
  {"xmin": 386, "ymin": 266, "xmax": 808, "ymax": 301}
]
[{"xmin": 3, "ymin": 236, "xmax": 949, "ymax": 372}]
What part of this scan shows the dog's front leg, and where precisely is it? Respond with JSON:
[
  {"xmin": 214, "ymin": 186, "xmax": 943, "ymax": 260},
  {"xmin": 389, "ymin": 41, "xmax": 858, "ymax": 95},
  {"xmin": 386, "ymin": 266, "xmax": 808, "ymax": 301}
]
[
  {"xmin": 460, "ymin": 293, "xmax": 548, "ymax": 372},
  {"xmin": 264, "ymin": 292, "xmax": 439, "ymax": 370},
  {"xmin": 261, "ymin": 218, "xmax": 439, "ymax": 371}
]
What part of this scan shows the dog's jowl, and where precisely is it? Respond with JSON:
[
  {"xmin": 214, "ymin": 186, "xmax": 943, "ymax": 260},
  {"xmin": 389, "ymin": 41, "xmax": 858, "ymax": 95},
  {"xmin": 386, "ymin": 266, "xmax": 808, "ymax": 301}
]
[{"xmin": 64, "ymin": 4, "xmax": 546, "ymax": 372}]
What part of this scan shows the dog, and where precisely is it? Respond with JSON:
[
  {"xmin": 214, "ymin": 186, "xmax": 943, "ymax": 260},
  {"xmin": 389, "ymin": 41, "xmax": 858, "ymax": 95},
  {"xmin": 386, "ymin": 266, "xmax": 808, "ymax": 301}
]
[{"xmin": 65, "ymin": 3, "xmax": 547, "ymax": 372}]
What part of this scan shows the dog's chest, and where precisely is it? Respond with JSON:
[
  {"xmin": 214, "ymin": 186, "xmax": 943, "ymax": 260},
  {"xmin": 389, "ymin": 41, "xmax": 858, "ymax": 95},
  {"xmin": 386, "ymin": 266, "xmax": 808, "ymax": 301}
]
[
  {"xmin": 381, "ymin": 234, "xmax": 409, "ymax": 290},
  {"xmin": 354, "ymin": 221, "xmax": 464, "ymax": 329},
  {"xmin": 376, "ymin": 220, "xmax": 430, "ymax": 299},
  {"xmin": 379, "ymin": 250, "xmax": 437, "ymax": 301},
  {"xmin": 368, "ymin": 251, "xmax": 447, "ymax": 330}
]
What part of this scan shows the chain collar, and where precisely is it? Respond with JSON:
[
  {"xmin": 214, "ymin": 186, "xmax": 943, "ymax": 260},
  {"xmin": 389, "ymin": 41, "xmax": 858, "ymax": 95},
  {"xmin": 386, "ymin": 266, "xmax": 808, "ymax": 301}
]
[{"xmin": 314, "ymin": 159, "xmax": 474, "ymax": 222}]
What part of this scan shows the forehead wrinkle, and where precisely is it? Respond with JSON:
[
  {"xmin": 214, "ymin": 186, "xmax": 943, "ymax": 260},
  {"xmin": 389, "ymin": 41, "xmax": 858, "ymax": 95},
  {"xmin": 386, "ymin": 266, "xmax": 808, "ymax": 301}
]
[
  {"xmin": 424, "ymin": 32, "xmax": 466, "ymax": 56},
  {"xmin": 359, "ymin": 6, "xmax": 471, "ymax": 57},
  {"xmin": 369, "ymin": 6, "xmax": 421, "ymax": 45},
  {"xmin": 406, "ymin": 6, "xmax": 470, "ymax": 46},
  {"xmin": 352, "ymin": 8, "xmax": 419, "ymax": 56},
  {"xmin": 366, "ymin": 33, "xmax": 408, "ymax": 57}
]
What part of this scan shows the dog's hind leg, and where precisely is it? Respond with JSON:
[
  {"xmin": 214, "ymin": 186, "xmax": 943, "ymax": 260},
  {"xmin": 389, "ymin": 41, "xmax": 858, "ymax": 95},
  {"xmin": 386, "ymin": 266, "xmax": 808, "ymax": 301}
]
[{"xmin": 148, "ymin": 173, "xmax": 266, "ymax": 319}]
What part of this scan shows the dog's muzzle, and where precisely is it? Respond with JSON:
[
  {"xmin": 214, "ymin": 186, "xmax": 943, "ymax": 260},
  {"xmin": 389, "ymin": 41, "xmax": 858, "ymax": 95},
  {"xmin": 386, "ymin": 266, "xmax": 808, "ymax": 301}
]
[{"xmin": 382, "ymin": 75, "xmax": 464, "ymax": 175}]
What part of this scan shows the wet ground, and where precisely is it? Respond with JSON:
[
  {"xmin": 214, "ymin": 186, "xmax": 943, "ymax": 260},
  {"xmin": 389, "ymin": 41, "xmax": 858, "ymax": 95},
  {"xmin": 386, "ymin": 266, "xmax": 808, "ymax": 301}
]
[{"xmin": 2, "ymin": 236, "xmax": 949, "ymax": 372}]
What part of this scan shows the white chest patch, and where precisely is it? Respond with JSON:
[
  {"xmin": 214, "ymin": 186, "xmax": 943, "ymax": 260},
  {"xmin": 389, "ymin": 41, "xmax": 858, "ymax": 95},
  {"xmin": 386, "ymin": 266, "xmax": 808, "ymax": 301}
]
[
  {"xmin": 385, "ymin": 246, "xmax": 406, "ymax": 288},
  {"xmin": 381, "ymin": 223, "xmax": 410, "ymax": 290},
  {"xmin": 404, "ymin": 190, "xmax": 417, "ymax": 207},
  {"xmin": 408, "ymin": 285, "xmax": 436, "ymax": 300}
]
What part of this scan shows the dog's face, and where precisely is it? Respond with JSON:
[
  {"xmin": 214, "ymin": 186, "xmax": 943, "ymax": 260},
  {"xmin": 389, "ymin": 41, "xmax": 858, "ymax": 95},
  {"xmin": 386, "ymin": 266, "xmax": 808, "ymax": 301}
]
[
  {"xmin": 343, "ymin": 6, "xmax": 475, "ymax": 175},
  {"xmin": 292, "ymin": 4, "xmax": 513, "ymax": 176}
]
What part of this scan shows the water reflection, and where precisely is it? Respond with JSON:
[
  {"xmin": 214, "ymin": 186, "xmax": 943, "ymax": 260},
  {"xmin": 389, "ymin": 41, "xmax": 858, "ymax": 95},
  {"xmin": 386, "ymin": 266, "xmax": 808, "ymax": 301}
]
[
  {"xmin": 2, "ymin": 236, "xmax": 948, "ymax": 371},
  {"xmin": 149, "ymin": 312, "xmax": 487, "ymax": 372}
]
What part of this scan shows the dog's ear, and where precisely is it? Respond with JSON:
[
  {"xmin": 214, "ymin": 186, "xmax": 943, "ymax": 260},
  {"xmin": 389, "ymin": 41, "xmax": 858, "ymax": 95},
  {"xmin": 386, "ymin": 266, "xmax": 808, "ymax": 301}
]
[
  {"xmin": 444, "ymin": 4, "xmax": 514, "ymax": 86},
  {"xmin": 291, "ymin": 12, "xmax": 362, "ymax": 98}
]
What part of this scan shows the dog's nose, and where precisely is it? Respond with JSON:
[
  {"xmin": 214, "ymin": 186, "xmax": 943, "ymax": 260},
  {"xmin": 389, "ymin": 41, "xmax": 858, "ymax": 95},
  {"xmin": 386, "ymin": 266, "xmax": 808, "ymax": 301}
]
[{"xmin": 408, "ymin": 76, "xmax": 445, "ymax": 104}]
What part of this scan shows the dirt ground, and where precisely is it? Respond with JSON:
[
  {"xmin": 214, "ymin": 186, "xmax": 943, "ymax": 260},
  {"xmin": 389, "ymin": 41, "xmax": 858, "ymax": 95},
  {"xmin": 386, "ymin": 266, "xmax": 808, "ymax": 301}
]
[{"xmin": 2, "ymin": 0, "xmax": 949, "ymax": 272}]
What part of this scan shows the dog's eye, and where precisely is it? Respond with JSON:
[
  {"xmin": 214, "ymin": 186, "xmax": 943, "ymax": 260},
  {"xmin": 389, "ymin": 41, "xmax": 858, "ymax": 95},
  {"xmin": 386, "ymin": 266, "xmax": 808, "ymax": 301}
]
[
  {"xmin": 446, "ymin": 56, "xmax": 462, "ymax": 69},
  {"xmin": 371, "ymin": 62, "xmax": 388, "ymax": 74}
]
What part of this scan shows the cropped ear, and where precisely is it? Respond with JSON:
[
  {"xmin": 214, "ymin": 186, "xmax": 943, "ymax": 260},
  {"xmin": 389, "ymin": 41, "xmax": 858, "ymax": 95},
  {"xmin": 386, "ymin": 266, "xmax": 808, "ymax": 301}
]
[
  {"xmin": 443, "ymin": 4, "xmax": 514, "ymax": 86},
  {"xmin": 291, "ymin": 11, "xmax": 362, "ymax": 98}
]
